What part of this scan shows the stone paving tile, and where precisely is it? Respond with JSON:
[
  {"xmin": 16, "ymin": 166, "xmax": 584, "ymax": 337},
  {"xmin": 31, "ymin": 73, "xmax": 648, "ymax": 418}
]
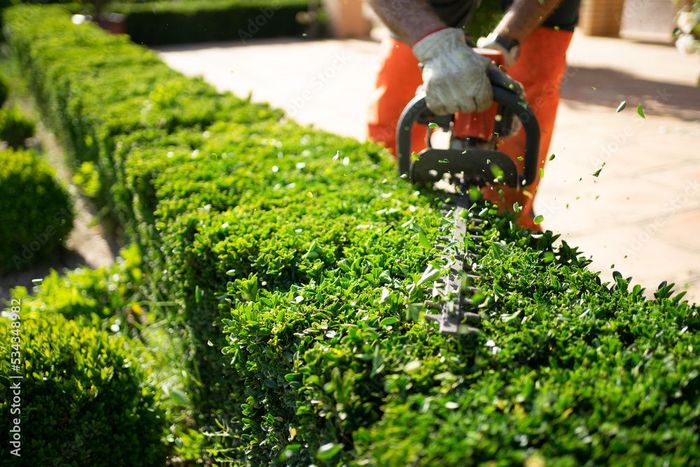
[
  {"xmin": 566, "ymin": 225, "xmax": 700, "ymax": 303},
  {"xmin": 159, "ymin": 39, "xmax": 381, "ymax": 139},
  {"xmin": 655, "ymin": 208, "xmax": 700, "ymax": 254},
  {"xmin": 537, "ymin": 182, "xmax": 700, "ymax": 238}
]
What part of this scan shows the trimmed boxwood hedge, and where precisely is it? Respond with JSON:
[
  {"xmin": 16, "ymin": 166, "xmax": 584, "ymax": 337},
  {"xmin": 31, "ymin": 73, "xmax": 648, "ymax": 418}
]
[
  {"xmin": 115, "ymin": 0, "xmax": 311, "ymax": 46},
  {"xmin": 4, "ymin": 5, "xmax": 699, "ymax": 465},
  {"xmin": 0, "ymin": 148, "xmax": 74, "ymax": 272},
  {"xmin": 0, "ymin": 310, "xmax": 166, "ymax": 465},
  {"xmin": 2, "ymin": 1, "xmax": 310, "ymax": 47}
]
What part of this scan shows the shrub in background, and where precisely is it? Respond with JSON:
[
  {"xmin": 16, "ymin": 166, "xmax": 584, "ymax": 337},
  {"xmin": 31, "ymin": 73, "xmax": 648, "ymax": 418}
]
[
  {"xmin": 0, "ymin": 106, "xmax": 35, "ymax": 148},
  {"xmin": 8, "ymin": 245, "xmax": 200, "ymax": 462},
  {"xmin": 116, "ymin": 0, "xmax": 311, "ymax": 46},
  {"xmin": 0, "ymin": 148, "xmax": 74, "ymax": 272},
  {"xmin": 0, "ymin": 311, "xmax": 167, "ymax": 465}
]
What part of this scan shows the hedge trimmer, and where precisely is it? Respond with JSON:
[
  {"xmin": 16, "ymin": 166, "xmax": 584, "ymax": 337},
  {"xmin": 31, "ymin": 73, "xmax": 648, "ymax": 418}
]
[{"xmin": 397, "ymin": 59, "xmax": 540, "ymax": 335}]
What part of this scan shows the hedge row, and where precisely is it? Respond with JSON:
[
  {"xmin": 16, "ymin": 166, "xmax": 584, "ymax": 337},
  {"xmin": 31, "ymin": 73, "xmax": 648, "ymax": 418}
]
[
  {"xmin": 5, "ymin": 5, "xmax": 699, "ymax": 465},
  {"xmin": 114, "ymin": 0, "xmax": 310, "ymax": 46},
  {"xmin": 1, "ymin": 0, "xmax": 311, "ymax": 46}
]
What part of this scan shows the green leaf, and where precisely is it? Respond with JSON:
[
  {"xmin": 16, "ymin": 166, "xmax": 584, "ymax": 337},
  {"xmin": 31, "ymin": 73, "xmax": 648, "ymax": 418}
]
[
  {"xmin": 636, "ymin": 104, "xmax": 646, "ymax": 119},
  {"xmin": 169, "ymin": 387, "xmax": 190, "ymax": 406},
  {"xmin": 490, "ymin": 164, "xmax": 505, "ymax": 180},
  {"xmin": 380, "ymin": 317, "xmax": 399, "ymax": 327},
  {"xmin": 416, "ymin": 264, "xmax": 441, "ymax": 288},
  {"xmin": 404, "ymin": 360, "xmax": 421, "ymax": 372},
  {"xmin": 469, "ymin": 185, "xmax": 482, "ymax": 201},
  {"xmin": 317, "ymin": 442, "xmax": 343, "ymax": 461},
  {"xmin": 501, "ymin": 310, "xmax": 522, "ymax": 323},
  {"xmin": 533, "ymin": 215, "xmax": 544, "ymax": 225}
]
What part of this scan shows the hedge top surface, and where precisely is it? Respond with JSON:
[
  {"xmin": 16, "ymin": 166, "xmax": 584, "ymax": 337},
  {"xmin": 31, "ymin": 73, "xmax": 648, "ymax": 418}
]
[{"xmin": 5, "ymin": 5, "xmax": 699, "ymax": 465}]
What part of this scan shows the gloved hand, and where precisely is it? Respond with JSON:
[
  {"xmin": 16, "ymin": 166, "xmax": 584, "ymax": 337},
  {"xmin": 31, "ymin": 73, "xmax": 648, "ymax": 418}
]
[
  {"xmin": 412, "ymin": 28, "xmax": 493, "ymax": 115},
  {"xmin": 477, "ymin": 32, "xmax": 518, "ymax": 68}
]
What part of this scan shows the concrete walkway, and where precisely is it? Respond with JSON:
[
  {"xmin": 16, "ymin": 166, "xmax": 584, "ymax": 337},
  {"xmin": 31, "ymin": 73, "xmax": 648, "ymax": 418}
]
[{"xmin": 158, "ymin": 34, "xmax": 700, "ymax": 303}]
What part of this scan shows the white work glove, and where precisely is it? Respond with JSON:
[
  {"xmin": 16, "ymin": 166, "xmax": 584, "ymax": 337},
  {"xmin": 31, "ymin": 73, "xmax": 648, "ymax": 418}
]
[
  {"xmin": 412, "ymin": 27, "xmax": 493, "ymax": 115},
  {"xmin": 477, "ymin": 32, "xmax": 518, "ymax": 68}
]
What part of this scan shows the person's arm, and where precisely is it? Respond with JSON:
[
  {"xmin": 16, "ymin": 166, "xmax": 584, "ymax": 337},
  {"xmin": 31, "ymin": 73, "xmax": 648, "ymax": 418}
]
[
  {"xmin": 494, "ymin": 0, "xmax": 564, "ymax": 41},
  {"xmin": 368, "ymin": 0, "xmax": 493, "ymax": 114},
  {"xmin": 368, "ymin": 0, "xmax": 446, "ymax": 45},
  {"xmin": 479, "ymin": 0, "xmax": 564, "ymax": 66}
]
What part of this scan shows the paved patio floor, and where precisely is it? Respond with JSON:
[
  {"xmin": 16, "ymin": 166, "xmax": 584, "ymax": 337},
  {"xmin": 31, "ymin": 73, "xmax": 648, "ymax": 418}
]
[{"xmin": 159, "ymin": 33, "xmax": 700, "ymax": 303}]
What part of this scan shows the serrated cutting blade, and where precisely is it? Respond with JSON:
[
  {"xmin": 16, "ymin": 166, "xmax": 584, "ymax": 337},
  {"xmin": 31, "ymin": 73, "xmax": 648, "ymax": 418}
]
[{"xmin": 426, "ymin": 193, "xmax": 484, "ymax": 336}]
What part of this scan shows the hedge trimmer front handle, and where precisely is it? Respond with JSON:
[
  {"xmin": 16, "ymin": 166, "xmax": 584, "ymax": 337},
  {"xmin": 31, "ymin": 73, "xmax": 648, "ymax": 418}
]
[{"xmin": 397, "ymin": 64, "xmax": 540, "ymax": 189}]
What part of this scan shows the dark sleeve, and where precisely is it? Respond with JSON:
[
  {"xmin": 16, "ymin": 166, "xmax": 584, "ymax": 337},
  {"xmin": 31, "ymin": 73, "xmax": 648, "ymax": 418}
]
[
  {"xmin": 429, "ymin": 0, "xmax": 480, "ymax": 27},
  {"xmin": 500, "ymin": 0, "xmax": 581, "ymax": 32}
]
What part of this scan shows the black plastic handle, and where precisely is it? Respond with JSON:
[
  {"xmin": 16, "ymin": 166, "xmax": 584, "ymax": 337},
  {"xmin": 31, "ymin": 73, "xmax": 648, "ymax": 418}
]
[{"xmin": 397, "ymin": 65, "xmax": 540, "ymax": 188}]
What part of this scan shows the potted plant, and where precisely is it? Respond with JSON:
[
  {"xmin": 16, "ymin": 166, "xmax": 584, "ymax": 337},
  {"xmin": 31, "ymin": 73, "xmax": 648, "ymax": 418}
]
[
  {"xmin": 77, "ymin": 0, "xmax": 125, "ymax": 35},
  {"xmin": 578, "ymin": 0, "xmax": 626, "ymax": 37},
  {"xmin": 674, "ymin": 1, "xmax": 700, "ymax": 54},
  {"xmin": 323, "ymin": 0, "xmax": 371, "ymax": 38}
]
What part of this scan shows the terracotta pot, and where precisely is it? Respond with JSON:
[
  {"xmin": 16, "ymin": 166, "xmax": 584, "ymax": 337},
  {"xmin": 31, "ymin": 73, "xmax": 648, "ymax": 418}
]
[
  {"xmin": 323, "ymin": 0, "xmax": 371, "ymax": 38},
  {"xmin": 579, "ymin": 0, "xmax": 626, "ymax": 37},
  {"xmin": 97, "ymin": 12, "xmax": 126, "ymax": 35}
]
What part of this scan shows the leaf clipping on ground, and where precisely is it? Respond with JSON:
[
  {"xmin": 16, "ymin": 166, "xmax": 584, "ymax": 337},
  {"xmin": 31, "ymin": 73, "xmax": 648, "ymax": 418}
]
[
  {"xmin": 616, "ymin": 100, "xmax": 627, "ymax": 113},
  {"xmin": 593, "ymin": 162, "xmax": 606, "ymax": 178},
  {"xmin": 637, "ymin": 103, "xmax": 646, "ymax": 119}
]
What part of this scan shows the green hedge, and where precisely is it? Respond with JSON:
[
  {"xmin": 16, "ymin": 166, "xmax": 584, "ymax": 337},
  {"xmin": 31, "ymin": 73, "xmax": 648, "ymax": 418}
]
[
  {"xmin": 114, "ymin": 0, "xmax": 310, "ymax": 46},
  {"xmin": 0, "ymin": 310, "xmax": 166, "ymax": 464},
  {"xmin": 1, "ymin": 1, "xmax": 310, "ymax": 46},
  {"xmin": 6, "ymin": 245, "xmax": 194, "ymax": 462},
  {"xmin": 0, "ymin": 148, "xmax": 74, "ymax": 272},
  {"xmin": 5, "ymin": 5, "xmax": 699, "ymax": 465}
]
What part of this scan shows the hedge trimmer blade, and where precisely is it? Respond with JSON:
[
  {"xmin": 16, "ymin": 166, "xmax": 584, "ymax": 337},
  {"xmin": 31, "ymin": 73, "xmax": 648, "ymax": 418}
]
[
  {"xmin": 396, "ymin": 61, "xmax": 541, "ymax": 337},
  {"xmin": 426, "ymin": 193, "xmax": 484, "ymax": 336}
]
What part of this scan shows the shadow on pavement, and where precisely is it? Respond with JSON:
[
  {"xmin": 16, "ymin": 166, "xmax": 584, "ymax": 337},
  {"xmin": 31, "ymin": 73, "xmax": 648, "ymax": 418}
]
[
  {"xmin": 561, "ymin": 65, "xmax": 700, "ymax": 121},
  {"xmin": 0, "ymin": 248, "xmax": 92, "ymax": 303}
]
